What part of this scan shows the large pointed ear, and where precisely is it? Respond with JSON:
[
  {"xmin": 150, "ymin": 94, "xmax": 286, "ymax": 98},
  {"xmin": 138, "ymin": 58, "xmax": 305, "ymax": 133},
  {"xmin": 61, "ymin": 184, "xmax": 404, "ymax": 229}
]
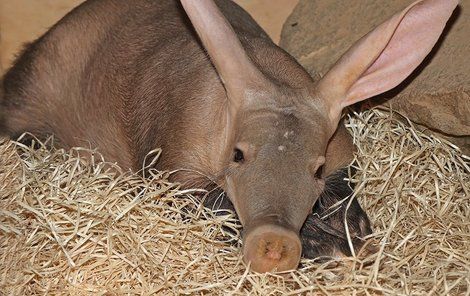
[
  {"xmin": 316, "ymin": 0, "xmax": 459, "ymax": 126},
  {"xmin": 180, "ymin": 0, "xmax": 268, "ymax": 109}
]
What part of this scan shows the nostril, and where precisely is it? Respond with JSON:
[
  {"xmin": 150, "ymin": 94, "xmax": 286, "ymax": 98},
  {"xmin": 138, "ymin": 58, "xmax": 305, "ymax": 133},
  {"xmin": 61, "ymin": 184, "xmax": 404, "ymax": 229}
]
[
  {"xmin": 264, "ymin": 240, "xmax": 283, "ymax": 260},
  {"xmin": 266, "ymin": 249, "xmax": 282, "ymax": 260}
]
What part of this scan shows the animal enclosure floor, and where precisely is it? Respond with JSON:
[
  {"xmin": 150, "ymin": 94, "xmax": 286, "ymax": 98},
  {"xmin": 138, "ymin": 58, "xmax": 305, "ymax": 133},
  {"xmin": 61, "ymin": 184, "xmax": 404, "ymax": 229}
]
[{"xmin": 0, "ymin": 109, "xmax": 469, "ymax": 295}]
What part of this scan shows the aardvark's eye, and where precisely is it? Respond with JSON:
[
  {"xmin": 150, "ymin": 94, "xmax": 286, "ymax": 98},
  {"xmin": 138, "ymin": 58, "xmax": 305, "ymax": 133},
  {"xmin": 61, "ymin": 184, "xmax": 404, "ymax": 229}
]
[
  {"xmin": 233, "ymin": 148, "xmax": 245, "ymax": 163},
  {"xmin": 314, "ymin": 165, "xmax": 324, "ymax": 179}
]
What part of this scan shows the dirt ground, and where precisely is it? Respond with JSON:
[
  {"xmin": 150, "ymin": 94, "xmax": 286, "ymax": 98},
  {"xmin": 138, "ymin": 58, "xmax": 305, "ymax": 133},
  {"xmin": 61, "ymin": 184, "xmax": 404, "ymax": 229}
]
[{"xmin": 0, "ymin": 0, "xmax": 298, "ymax": 73}]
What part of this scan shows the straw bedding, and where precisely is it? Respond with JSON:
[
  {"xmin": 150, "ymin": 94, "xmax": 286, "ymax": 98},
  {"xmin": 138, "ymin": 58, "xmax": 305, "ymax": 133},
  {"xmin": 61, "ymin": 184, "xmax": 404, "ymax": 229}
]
[{"xmin": 0, "ymin": 109, "xmax": 469, "ymax": 295}]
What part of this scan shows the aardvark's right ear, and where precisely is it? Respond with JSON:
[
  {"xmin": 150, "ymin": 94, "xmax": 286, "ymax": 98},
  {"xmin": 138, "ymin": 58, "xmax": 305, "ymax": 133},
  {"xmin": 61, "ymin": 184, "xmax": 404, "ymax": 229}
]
[
  {"xmin": 316, "ymin": 0, "xmax": 459, "ymax": 127},
  {"xmin": 180, "ymin": 0, "xmax": 270, "ymax": 112}
]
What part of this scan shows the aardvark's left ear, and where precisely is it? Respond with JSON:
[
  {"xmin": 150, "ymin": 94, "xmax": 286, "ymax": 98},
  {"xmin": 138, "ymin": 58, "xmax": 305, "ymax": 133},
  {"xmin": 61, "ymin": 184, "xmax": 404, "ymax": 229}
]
[{"xmin": 316, "ymin": 0, "xmax": 459, "ymax": 126}]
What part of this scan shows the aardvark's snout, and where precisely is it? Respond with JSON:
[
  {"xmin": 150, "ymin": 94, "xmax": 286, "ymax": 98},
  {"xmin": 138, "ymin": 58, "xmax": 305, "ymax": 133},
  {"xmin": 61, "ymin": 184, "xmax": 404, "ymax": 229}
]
[{"xmin": 243, "ymin": 224, "xmax": 301, "ymax": 273}]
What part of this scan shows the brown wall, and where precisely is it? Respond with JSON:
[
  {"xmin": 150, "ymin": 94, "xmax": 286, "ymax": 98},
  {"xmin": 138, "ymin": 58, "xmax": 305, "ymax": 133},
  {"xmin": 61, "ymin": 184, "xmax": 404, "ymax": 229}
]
[{"xmin": 0, "ymin": 0, "xmax": 298, "ymax": 73}]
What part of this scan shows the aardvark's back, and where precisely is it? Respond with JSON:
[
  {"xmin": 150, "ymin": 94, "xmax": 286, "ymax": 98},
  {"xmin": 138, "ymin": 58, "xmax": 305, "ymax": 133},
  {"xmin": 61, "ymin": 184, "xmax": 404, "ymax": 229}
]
[{"xmin": 0, "ymin": 0, "xmax": 297, "ymax": 175}]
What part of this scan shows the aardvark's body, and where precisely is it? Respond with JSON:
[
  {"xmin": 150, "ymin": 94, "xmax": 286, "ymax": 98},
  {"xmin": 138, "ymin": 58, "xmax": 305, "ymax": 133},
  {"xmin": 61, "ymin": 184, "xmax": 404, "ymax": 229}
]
[{"xmin": 0, "ymin": 0, "xmax": 458, "ymax": 272}]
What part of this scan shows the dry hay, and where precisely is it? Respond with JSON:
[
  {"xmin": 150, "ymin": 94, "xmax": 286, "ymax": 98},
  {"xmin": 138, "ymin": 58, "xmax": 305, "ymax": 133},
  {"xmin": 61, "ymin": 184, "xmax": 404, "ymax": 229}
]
[{"xmin": 0, "ymin": 109, "xmax": 469, "ymax": 295}]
